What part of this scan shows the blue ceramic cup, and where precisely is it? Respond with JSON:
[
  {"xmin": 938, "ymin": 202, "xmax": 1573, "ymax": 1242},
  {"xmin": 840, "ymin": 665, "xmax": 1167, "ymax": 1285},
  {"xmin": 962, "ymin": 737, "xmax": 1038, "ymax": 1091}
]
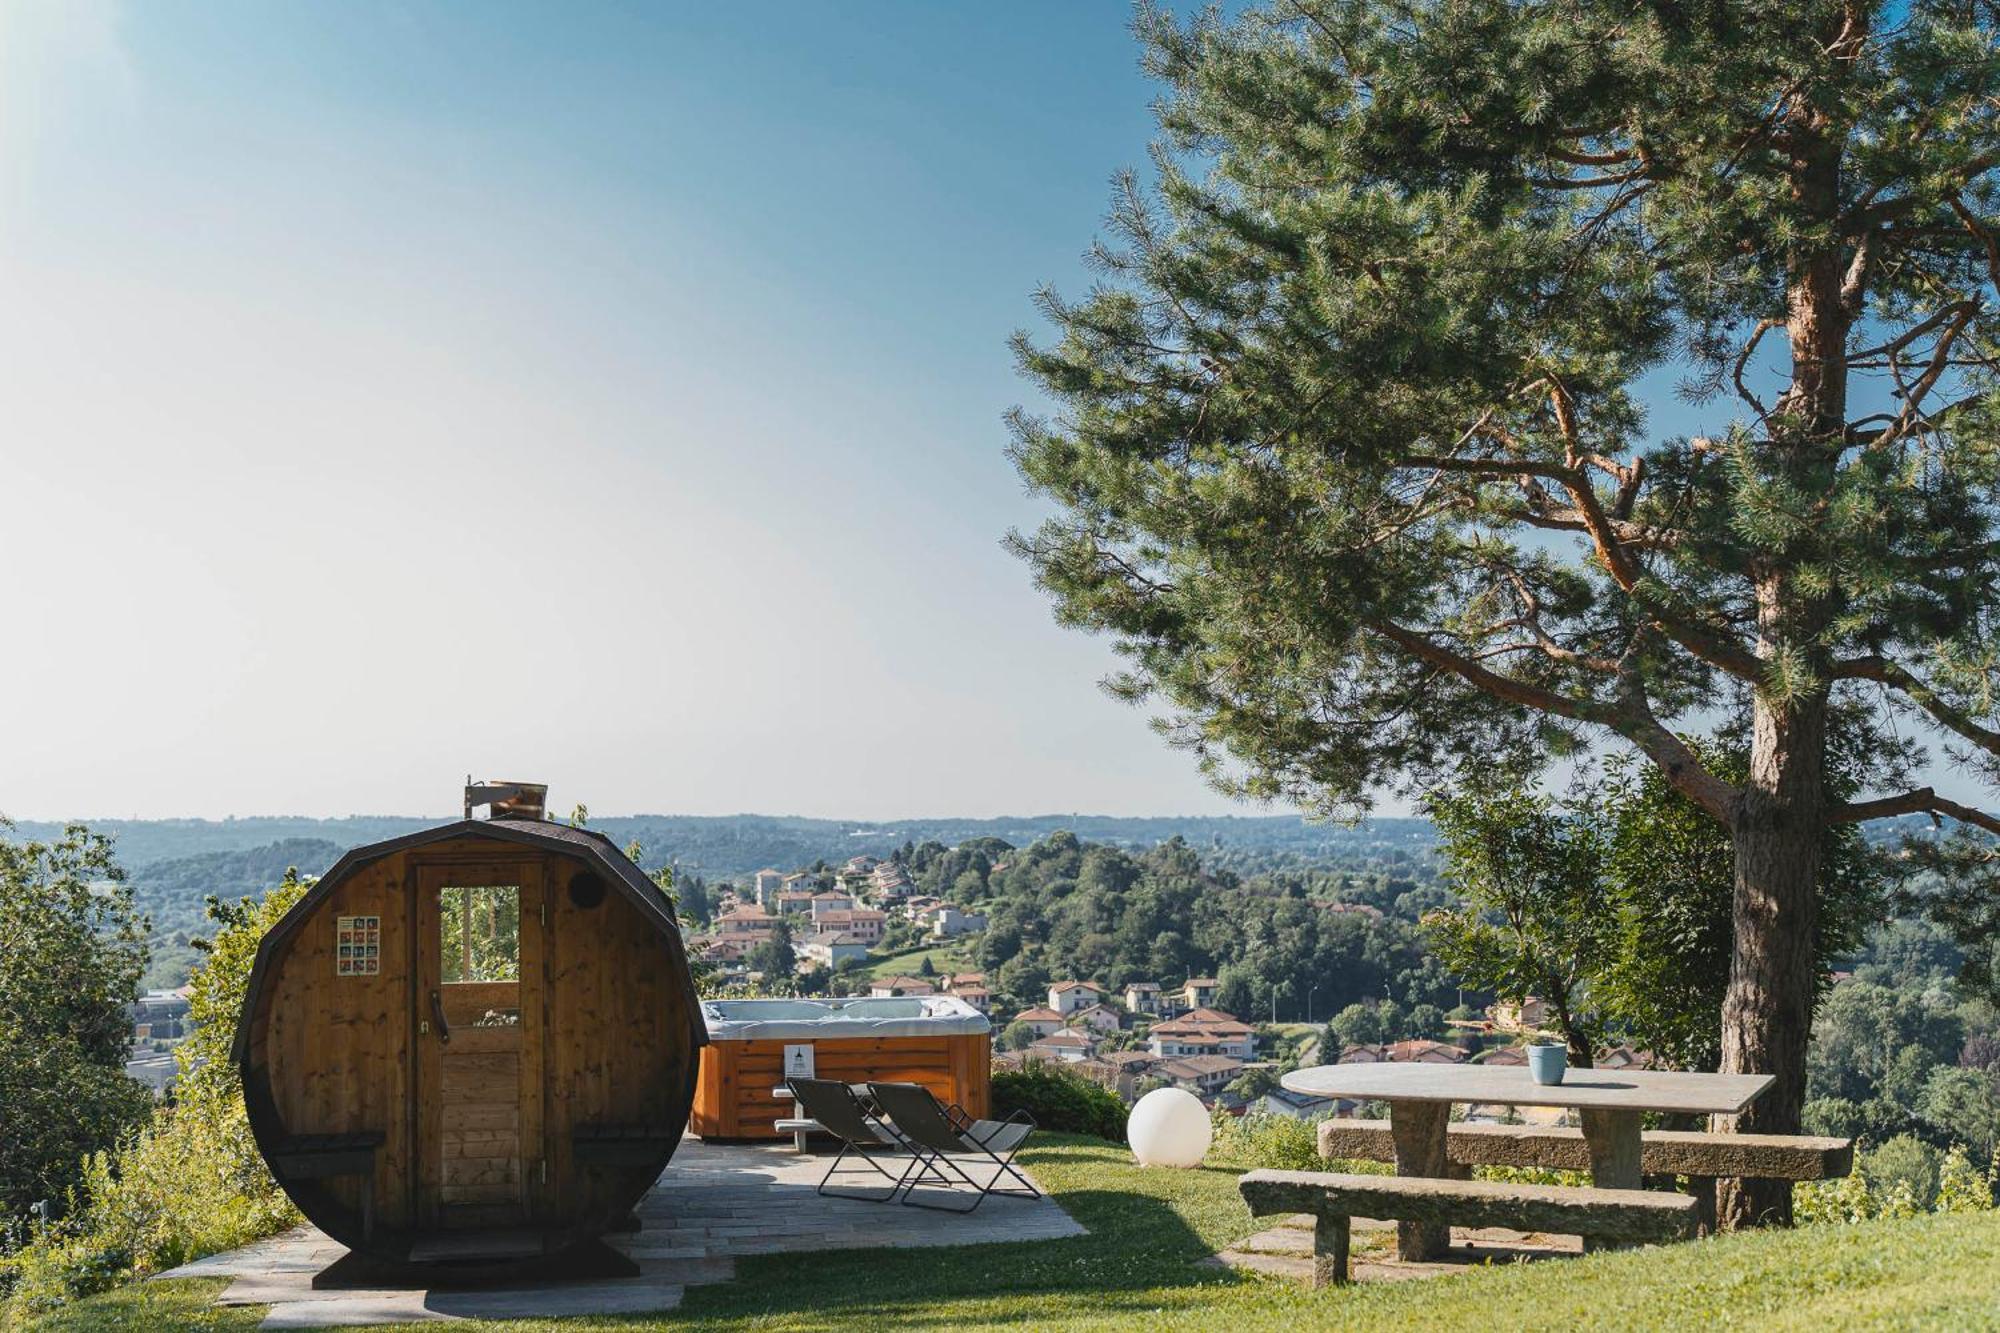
[{"xmin": 1528, "ymin": 1043, "xmax": 1568, "ymax": 1085}]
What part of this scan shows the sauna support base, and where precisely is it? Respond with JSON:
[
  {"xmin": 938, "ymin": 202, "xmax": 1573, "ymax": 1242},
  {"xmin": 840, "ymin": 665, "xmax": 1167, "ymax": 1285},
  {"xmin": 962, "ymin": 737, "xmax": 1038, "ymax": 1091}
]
[{"xmin": 310, "ymin": 1238, "xmax": 640, "ymax": 1289}]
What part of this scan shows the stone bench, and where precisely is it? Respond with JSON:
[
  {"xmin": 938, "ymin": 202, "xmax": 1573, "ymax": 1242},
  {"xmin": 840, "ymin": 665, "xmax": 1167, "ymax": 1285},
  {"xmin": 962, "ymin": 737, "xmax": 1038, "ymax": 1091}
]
[
  {"xmin": 1315, "ymin": 1118, "xmax": 1851, "ymax": 1230},
  {"xmin": 1239, "ymin": 1168, "xmax": 1701, "ymax": 1288},
  {"xmin": 1316, "ymin": 1118, "xmax": 1852, "ymax": 1180}
]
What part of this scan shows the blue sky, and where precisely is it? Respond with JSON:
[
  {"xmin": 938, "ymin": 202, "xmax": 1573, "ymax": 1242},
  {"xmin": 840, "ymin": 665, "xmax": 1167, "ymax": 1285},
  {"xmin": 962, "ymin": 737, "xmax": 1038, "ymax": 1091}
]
[
  {"xmin": 2, "ymin": 1, "xmax": 1239, "ymax": 819},
  {"xmin": 1, "ymin": 3, "xmax": 1980, "ymax": 822}
]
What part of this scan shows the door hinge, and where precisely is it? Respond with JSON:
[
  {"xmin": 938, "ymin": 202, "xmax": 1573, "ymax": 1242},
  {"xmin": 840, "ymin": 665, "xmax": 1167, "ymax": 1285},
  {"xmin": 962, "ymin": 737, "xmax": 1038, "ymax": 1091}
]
[
  {"xmin": 540, "ymin": 1158, "xmax": 548, "ymax": 1185},
  {"xmin": 541, "ymin": 901, "xmax": 548, "ymax": 928}
]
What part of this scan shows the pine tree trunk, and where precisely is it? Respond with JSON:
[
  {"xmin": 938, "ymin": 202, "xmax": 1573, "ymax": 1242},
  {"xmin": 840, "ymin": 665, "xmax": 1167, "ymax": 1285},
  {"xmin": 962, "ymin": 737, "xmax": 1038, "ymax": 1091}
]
[
  {"xmin": 1714, "ymin": 98, "xmax": 1848, "ymax": 1229},
  {"xmin": 1716, "ymin": 685, "xmax": 1827, "ymax": 1228}
]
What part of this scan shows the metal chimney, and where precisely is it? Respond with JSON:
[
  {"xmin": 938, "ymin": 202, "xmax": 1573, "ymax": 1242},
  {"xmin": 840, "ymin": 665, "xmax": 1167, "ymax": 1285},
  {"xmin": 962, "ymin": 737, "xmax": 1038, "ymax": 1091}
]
[{"xmin": 463, "ymin": 779, "xmax": 549, "ymax": 822}]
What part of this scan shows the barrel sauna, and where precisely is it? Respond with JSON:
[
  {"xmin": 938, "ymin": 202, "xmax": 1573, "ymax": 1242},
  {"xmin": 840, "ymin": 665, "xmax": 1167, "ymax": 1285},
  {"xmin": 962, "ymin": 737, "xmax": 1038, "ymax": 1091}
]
[{"xmin": 230, "ymin": 810, "xmax": 704, "ymax": 1272}]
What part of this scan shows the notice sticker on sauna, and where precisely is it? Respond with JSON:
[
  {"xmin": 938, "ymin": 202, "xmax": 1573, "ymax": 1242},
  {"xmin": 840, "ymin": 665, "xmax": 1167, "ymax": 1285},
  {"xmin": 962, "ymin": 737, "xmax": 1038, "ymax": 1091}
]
[{"xmin": 336, "ymin": 915, "xmax": 381, "ymax": 976}]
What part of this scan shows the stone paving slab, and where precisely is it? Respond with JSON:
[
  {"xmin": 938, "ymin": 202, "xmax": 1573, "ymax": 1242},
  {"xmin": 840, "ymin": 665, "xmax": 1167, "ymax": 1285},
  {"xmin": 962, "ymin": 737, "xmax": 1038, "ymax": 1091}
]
[{"xmin": 159, "ymin": 1137, "xmax": 1083, "ymax": 1327}]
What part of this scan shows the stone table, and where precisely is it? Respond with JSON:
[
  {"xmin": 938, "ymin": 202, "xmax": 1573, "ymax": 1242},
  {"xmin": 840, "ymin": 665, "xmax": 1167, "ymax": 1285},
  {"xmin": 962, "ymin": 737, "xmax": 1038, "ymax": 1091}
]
[{"xmin": 1280, "ymin": 1062, "xmax": 1772, "ymax": 1260}]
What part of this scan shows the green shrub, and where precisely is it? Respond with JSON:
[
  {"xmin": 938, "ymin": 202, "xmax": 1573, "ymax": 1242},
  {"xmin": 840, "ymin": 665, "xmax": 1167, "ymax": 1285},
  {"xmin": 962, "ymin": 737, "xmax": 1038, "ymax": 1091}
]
[
  {"xmin": 1471, "ymin": 1164, "xmax": 1592, "ymax": 1188},
  {"xmin": 2, "ymin": 875, "xmax": 306, "ymax": 1316},
  {"xmin": 1, "ymin": 1232, "xmax": 132, "ymax": 1314},
  {"xmin": 1208, "ymin": 1111, "xmax": 1393, "ymax": 1174},
  {"xmin": 1798, "ymin": 1140, "xmax": 1997, "ymax": 1224},
  {"xmin": 1865, "ymin": 1134, "xmax": 1941, "ymax": 1211},
  {"xmin": 1934, "ymin": 1145, "xmax": 1999, "ymax": 1213},
  {"xmin": 991, "ymin": 1061, "xmax": 1128, "ymax": 1141}
]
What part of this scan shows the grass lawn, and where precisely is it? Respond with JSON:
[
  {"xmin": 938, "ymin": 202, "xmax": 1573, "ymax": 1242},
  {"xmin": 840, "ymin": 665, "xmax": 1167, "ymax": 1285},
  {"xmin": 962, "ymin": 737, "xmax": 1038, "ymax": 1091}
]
[
  {"xmin": 24, "ymin": 1137, "xmax": 2000, "ymax": 1331},
  {"xmin": 860, "ymin": 942, "xmax": 967, "ymax": 981}
]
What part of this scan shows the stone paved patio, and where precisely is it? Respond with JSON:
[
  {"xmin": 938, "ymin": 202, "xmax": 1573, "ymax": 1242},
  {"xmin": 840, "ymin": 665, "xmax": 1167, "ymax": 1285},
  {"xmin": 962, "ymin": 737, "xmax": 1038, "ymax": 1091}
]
[{"xmin": 159, "ymin": 1138, "xmax": 1084, "ymax": 1328}]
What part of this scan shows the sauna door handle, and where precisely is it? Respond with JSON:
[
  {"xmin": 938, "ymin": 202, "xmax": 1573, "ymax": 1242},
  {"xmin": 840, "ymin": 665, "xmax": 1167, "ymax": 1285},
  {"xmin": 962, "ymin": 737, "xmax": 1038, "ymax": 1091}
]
[{"xmin": 429, "ymin": 989, "xmax": 451, "ymax": 1045}]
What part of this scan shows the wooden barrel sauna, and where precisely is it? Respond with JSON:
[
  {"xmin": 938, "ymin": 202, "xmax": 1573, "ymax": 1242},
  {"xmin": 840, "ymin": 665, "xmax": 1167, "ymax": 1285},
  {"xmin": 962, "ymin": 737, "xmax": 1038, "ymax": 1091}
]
[{"xmin": 230, "ymin": 813, "xmax": 704, "ymax": 1269}]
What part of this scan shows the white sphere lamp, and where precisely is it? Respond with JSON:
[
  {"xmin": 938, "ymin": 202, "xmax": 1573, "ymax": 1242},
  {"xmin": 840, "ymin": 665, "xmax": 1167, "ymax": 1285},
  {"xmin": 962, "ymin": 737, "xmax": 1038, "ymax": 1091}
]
[{"xmin": 1127, "ymin": 1087, "xmax": 1212, "ymax": 1168}]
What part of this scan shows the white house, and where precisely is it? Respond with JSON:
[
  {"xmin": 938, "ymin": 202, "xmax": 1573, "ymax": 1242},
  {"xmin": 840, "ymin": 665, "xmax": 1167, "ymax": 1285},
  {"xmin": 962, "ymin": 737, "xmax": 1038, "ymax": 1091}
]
[
  {"xmin": 1123, "ymin": 981, "xmax": 1163, "ymax": 1016},
  {"xmin": 1070, "ymin": 1003, "xmax": 1123, "ymax": 1036},
  {"xmin": 1149, "ymin": 1011, "xmax": 1257, "ymax": 1060},
  {"xmin": 929, "ymin": 906, "xmax": 987, "ymax": 938},
  {"xmin": 809, "ymin": 890, "xmax": 857, "ymax": 921},
  {"xmin": 947, "ymin": 984, "xmax": 991, "ymax": 1013},
  {"xmin": 714, "ymin": 906, "xmax": 778, "ymax": 935},
  {"xmin": 799, "ymin": 931, "xmax": 870, "ymax": 969},
  {"xmin": 1156, "ymin": 1054, "xmax": 1243, "ymax": 1096},
  {"xmin": 1179, "ymin": 977, "xmax": 1221, "ymax": 1011},
  {"xmin": 1011, "ymin": 1006, "xmax": 1064, "ymax": 1039},
  {"xmin": 1048, "ymin": 980, "xmax": 1104, "ymax": 1016},
  {"xmin": 813, "ymin": 907, "xmax": 885, "ymax": 944},
  {"xmin": 1028, "ymin": 1030, "xmax": 1095, "ymax": 1063},
  {"xmin": 750, "ymin": 868, "xmax": 785, "ymax": 906}
]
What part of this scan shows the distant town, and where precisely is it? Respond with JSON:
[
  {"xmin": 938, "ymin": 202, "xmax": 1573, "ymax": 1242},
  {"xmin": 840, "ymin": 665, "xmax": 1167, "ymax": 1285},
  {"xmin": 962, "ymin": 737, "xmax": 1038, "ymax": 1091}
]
[{"xmin": 685, "ymin": 852, "xmax": 1657, "ymax": 1119}]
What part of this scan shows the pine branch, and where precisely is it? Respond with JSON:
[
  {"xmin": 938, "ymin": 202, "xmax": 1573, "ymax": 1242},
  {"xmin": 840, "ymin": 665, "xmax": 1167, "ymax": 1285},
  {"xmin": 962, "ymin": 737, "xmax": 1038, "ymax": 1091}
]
[
  {"xmin": 1367, "ymin": 619, "xmax": 1739, "ymax": 822},
  {"xmin": 1834, "ymin": 655, "xmax": 2000, "ymax": 757},
  {"xmin": 1829, "ymin": 788, "xmax": 2000, "ymax": 838}
]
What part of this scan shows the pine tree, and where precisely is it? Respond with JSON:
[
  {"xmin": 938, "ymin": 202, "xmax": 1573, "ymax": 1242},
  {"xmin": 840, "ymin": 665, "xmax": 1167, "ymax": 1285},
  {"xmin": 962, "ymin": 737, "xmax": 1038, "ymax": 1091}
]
[{"xmin": 1010, "ymin": 0, "xmax": 2000, "ymax": 1226}]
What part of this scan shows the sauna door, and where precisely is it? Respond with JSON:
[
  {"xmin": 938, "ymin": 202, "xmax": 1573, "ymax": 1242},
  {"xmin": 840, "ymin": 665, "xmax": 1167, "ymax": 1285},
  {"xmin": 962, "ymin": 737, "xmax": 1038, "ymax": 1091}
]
[{"xmin": 413, "ymin": 864, "xmax": 546, "ymax": 1231}]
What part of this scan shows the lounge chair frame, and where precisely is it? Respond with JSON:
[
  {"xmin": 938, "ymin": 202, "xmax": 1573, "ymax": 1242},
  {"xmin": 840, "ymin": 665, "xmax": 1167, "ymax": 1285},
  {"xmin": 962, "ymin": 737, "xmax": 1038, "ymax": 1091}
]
[
  {"xmin": 784, "ymin": 1077, "xmax": 917, "ymax": 1203},
  {"xmin": 867, "ymin": 1080, "xmax": 1040, "ymax": 1214}
]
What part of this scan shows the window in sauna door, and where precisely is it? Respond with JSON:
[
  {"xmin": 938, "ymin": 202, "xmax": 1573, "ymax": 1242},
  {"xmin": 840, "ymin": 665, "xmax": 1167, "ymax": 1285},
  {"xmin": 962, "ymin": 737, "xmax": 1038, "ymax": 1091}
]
[{"xmin": 416, "ymin": 871, "xmax": 544, "ymax": 1231}]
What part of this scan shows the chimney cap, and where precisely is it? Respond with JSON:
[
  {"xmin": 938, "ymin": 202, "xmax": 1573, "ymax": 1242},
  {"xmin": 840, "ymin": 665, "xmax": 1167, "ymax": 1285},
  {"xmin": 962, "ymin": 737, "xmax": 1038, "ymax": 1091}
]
[{"xmin": 464, "ymin": 780, "xmax": 548, "ymax": 822}]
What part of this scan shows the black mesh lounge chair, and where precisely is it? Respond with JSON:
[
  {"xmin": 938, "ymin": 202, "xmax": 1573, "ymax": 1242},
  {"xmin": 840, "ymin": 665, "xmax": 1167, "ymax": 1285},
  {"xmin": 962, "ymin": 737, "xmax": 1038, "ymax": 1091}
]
[
  {"xmin": 784, "ymin": 1077, "xmax": 914, "ymax": 1203},
  {"xmin": 866, "ymin": 1081, "xmax": 1039, "ymax": 1214}
]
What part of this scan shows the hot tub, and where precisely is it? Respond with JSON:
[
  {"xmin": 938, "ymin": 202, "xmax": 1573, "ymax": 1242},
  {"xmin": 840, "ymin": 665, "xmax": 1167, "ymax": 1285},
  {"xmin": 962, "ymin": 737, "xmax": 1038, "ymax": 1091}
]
[{"xmin": 691, "ymin": 995, "xmax": 992, "ymax": 1140}]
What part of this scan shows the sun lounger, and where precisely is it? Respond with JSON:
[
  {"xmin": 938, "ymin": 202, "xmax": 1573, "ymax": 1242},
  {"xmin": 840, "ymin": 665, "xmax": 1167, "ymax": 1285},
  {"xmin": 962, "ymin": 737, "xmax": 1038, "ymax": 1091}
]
[{"xmin": 866, "ymin": 1081, "xmax": 1038, "ymax": 1214}]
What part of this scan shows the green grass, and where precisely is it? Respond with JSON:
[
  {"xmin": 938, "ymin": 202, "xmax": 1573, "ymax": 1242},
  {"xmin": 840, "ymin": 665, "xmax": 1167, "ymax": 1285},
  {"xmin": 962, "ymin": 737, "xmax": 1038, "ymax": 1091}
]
[
  {"xmin": 24, "ymin": 1138, "xmax": 2000, "ymax": 1331},
  {"xmin": 860, "ymin": 942, "xmax": 967, "ymax": 981},
  {"xmin": 8, "ymin": 1279, "xmax": 262, "ymax": 1331}
]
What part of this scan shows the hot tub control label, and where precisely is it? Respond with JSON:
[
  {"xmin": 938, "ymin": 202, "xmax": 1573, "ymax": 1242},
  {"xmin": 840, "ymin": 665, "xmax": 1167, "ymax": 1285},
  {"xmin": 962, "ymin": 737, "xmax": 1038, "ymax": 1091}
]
[
  {"xmin": 336, "ymin": 915, "xmax": 381, "ymax": 976},
  {"xmin": 783, "ymin": 1043, "xmax": 815, "ymax": 1080}
]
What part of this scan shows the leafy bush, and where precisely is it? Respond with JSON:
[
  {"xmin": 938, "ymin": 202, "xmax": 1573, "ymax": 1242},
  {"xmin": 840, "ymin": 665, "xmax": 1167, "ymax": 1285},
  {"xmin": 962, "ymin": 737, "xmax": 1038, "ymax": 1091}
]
[
  {"xmin": 0, "ymin": 824, "xmax": 154, "ymax": 1225},
  {"xmin": 1207, "ymin": 1111, "xmax": 1394, "ymax": 1175},
  {"xmin": 1798, "ymin": 1141, "xmax": 1997, "ymax": 1224},
  {"xmin": 1209, "ymin": 1111, "xmax": 1323, "ymax": 1171},
  {"xmin": 991, "ymin": 1061, "xmax": 1127, "ymax": 1141},
  {"xmin": 2, "ymin": 875, "xmax": 306, "ymax": 1315}
]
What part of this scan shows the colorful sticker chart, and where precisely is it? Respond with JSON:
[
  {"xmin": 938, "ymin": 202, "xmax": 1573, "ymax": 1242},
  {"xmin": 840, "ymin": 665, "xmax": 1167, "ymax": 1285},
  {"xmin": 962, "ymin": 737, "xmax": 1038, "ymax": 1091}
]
[{"xmin": 336, "ymin": 915, "xmax": 382, "ymax": 976}]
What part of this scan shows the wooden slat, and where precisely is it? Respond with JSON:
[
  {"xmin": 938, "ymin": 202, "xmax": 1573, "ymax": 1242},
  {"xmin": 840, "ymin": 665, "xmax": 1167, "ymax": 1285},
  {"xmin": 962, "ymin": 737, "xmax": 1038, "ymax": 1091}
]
[
  {"xmin": 443, "ymin": 1104, "xmax": 519, "ymax": 1132},
  {"xmin": 443, "ymin": 1156, "xmax": 519, "ymax": 1187},
  {"xmin": 444, "ymin": 1026, "xmax": 521, "ymax": 1055},
  {"xmin": 439, "ymin": 981, "xmax": 520, "ymax": 1020},
  {"xmin": 443, "ymin": 1053, "xmax": 521, "ymax": 1105}
]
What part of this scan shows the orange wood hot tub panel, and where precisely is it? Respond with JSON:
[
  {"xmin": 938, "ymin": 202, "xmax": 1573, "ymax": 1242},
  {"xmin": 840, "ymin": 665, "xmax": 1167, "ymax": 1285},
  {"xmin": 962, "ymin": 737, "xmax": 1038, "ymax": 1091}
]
[{"xmin": 691, "ymin": 1033, "xmax": 991, "ymax": 1139}]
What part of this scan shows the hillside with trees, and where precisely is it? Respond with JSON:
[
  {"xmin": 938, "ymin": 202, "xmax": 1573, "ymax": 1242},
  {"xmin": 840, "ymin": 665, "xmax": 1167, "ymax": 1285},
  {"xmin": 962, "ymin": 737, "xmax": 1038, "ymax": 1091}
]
[{"xmin": 10, "ymin": 813, "xmax": 1434, "ymax": 987}]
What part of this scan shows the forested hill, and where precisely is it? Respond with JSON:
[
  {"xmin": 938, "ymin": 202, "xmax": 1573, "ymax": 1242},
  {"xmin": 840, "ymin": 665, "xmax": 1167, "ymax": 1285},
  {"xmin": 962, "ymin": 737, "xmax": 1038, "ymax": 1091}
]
[
  {"xmin": 1, "ymin": 811, "xmax": 1434, "ymax": 988},
  {"xmin": 123, "ymin": 837, "xmax": 348, "ymax": 988},
  {"xmin": 5, "ymin": 812, "xmax": 1435, "ymax": 882}
]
